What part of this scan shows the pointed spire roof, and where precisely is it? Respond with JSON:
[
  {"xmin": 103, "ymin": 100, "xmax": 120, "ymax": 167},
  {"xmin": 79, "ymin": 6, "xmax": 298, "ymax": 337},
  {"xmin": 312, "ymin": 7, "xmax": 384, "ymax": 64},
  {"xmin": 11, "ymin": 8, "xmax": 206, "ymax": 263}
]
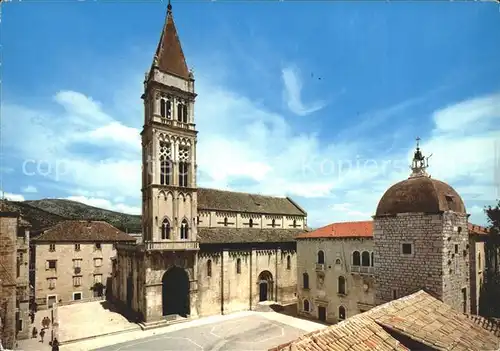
[{"xmin": 153, "ymin": 1, "xmax": 191, "ymax": 80}]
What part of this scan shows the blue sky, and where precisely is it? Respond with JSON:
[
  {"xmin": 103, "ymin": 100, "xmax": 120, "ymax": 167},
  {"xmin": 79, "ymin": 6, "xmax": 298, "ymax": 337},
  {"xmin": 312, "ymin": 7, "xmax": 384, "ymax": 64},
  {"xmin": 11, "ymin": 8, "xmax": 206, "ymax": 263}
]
[{"xmin": 1, "ymin": 1, "xmax": 500, "ymax": 228}]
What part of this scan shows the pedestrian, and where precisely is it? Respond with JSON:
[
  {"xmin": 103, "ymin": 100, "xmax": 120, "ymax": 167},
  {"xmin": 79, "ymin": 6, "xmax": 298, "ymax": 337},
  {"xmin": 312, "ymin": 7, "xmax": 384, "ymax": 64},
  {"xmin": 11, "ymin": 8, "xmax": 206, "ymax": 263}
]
[
  {"xmin": 40, "ymin": 328, "xmax": 45, "ymax": 343},
  {"xmin": 51, "ymin": 338, "xmax": 59, "ymax": 351},
  {"xmin": 30, "ymin": 311, "xmax": 35, "ymax": 324},
  {"xmin": 32, "ymin": 326, "xmax": 38, "ymax": 339}
]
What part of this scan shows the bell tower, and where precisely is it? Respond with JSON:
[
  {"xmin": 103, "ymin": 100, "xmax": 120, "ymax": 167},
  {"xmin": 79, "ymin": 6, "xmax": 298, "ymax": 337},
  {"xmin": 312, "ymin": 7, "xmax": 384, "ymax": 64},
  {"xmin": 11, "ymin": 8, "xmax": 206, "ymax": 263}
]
[{"xmin": 141, "ymin": 1, "xmax": 199, "ymax": 250}]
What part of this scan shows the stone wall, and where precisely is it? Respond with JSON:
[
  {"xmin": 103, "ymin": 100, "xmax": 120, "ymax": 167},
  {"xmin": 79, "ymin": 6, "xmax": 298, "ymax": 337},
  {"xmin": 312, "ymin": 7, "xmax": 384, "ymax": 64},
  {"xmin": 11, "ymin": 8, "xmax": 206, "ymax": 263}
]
[
  {"xmin": 197, "ymin": 211, "xmax": 304, "ymax": 230},
  {"xmin": 374, "ymin": 212, "xmax": 470, "ymax": 314},
  {"xmin": 469, "ymin": 235, "xmax": 486, "ymax": 314}
]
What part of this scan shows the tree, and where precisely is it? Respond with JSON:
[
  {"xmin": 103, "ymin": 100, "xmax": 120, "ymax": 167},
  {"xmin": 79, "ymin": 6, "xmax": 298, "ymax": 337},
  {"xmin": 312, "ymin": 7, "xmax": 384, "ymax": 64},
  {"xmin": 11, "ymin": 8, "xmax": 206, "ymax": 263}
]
[{"xmin": 480, "ymin": 200, "xmax": 500, "ymax": 317}]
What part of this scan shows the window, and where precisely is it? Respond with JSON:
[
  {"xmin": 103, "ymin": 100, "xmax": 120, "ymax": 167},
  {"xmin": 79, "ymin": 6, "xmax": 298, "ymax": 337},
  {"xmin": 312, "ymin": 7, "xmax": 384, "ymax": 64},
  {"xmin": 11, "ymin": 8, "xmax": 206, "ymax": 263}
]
[
  {"xmin": 183, "ymin": 105, "xmax": 188, "ymax": 123},
  {"xmin": 73, "ymin": 276, "xmax": 82, "ymax": 287},
  {"xmin": 370, "ymin": 252, "xmax": 374, "ymax": 267},
  {"xmin": 402, "ymin": 243, "xmax": 412, "ymax": 255},
  {"xmin": 180, "ymin": 219, "xmax": 189, "ymax": 239},
  {"xmin": 75, "ymin": 243, "xmax": 80, "ymax": 251},
  {"xmin": 207, "ymin": 260, "xmax": 212, "ymax": 277},
  {"xmin": 49, "ymin": 244, "xmax": 55, "ymax": 252},
  {"xmin": 160, "ymin": 157, "xmax": 171, "ymax": 185},
  {"xmin": 223, "ymin": 217, "xmax": 228, "ymax": 227},
  {"xmin": 177, "ymin": 103, "xmax": 188, "ymax": 123},
  {"xmin": 286, "ymin": 255, "xmax": 291, "ymax": 270},
  {"xmin": 335, "ymin": 258, "xmax": 341, "ymax": 265},
  {"xmin": 16, "ymin": 254, "xmax": 21, "ymax": 278},
  {"xmin": 47, "ymin": 260, "xmax": 57, "ymax": 270},
  {"xmin": 95, "ymin": 243, "xmax": 102, "ymax": 250},
  {"xmin": 16, "ymin": 313, "xmax": 22, "ymax": 332},
  {"xmin": 361, "ymin": 251, "xmax": 370, "ymax": 266},
  {"xmin": 303, "ymin": 273, "xmax": 309, "ymax": 289},
  {"xmin": 178, "ymin": 161, "xmax": 189, "ymax": 187},
  {"xmin": 271, "ymin": 219, "xmax": 276, "ymax": 228},
  {"xmin": 455, "ymin": 244, "xmax": 459, "ymax": 254},
  {"xmin": 161, "ymin": 219, "xmax": 171, "ymax": 239},
  {"xmin": 338, "ymin": 276, "xmax": 346, "ymax": 295},
  {"xmin": 236, "ymin": 258, "xmax": 241, "ymax": 274},
  {"xmin": 73, "ymin": 292, "xmax": 82, "ymax": 301},
  {"xmin": 73, "ymin": 259, "xmax": 82, "ymax": 268},
  {"xmin": 166, "ymin": 100, "xmax": 171, "ymax": 118},
  {"xmin": 303, "ymin": 299, "xmax": 310, "ymax": 312},
  {"xmin": 352, "ymin": 251, "xmax": 360, "ymax": 266},
  {"xmin": 197, "ymin": 216, "xmax": 200, "ymax": 225},
  {"xmin": 249, "ymin": 218, "xmax": 253, "ymax": 228},
  {"xmin": 94, "ymin": 274, "xmax": 102, "ymax": 284},
  {"xmin": 292, "ymin": 219, "xmax": 297, "ymax": 228},
  {"xmin": 160, "ymin": 98, "xmax": 166, "ymax": 117},
  {"xmin": 94, "ymin": 258, "xmax": 102, "ymax": 267},
  {"xmin": 317, "ymin": 250, "xmax": 325, "ymax": 264},
  {"xmin": 338, "ymin": 306, "xmax": 346, "ymax": 321},
  {"xmin": 462, "ymin": 288, "xmax": 467, "ymax": 313},
  {"xmin": 48, "ymin": 278, "xmax": 56, "ymax": 290},
  {"xmin": 478, "ymin": 253, "xmax": 482, "ymax": 270},
  {"xmin": 392, "ymin": 289, "xmax": 397, "ymax": 300}
]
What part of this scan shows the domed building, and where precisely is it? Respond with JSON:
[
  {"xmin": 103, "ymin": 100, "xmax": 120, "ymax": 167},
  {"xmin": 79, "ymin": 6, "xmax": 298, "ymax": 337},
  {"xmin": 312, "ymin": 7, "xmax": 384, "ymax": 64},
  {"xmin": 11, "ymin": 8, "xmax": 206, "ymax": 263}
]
[{"xmin": 373, "ymin": 140, "xmax": 470, "ymax": 313}]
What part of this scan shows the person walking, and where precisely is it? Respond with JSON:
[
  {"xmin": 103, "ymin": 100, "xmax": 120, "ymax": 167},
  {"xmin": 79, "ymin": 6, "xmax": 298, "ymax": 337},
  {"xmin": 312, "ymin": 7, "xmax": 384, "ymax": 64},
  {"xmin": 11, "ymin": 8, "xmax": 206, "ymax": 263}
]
[
  {"xmin": 32, "ymin": 326, "xmax": 38, "ymax": 339},
  {"xmin": 51, "ymin": 338, "xmax": 60, "ymax": 351},
  {"xmin": 40, "ymin": 328, "xmax": 45, "ymax": 343}
]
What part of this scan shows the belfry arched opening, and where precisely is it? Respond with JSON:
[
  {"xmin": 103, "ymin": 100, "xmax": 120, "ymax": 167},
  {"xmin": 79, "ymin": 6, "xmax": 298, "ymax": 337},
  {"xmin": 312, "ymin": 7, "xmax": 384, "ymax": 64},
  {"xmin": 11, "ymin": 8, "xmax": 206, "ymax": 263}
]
[{"xmin": 162, "ymin": 266, "xmax": 190, "ymax": 317}]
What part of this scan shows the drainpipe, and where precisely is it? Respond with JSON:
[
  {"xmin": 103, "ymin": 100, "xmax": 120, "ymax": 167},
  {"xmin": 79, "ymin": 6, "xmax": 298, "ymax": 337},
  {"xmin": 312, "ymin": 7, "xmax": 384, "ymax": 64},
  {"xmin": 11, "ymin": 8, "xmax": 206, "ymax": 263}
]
[
  {"xmin": 220, "ymin": 250, "xmax": 224, "ymax": 314},
  {"xmin": 249, "ymin": 249, "xmax": 253, "ymax": 309}
]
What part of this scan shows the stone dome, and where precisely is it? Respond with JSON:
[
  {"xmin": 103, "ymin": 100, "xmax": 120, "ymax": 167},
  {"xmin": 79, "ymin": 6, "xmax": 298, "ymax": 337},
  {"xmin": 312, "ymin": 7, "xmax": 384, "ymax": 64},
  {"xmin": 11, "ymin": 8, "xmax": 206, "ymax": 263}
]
[{"xmin": 375, "ymin": 176, "xmax": 466, "ymax": 216}]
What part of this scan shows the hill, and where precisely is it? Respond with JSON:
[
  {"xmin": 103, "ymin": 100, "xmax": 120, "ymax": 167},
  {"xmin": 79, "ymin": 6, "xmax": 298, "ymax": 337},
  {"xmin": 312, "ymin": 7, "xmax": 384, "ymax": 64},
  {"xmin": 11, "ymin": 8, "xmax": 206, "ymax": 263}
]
[{"xmin": 2, "ymin": 199, "xmax": 142, "ymax": 233}]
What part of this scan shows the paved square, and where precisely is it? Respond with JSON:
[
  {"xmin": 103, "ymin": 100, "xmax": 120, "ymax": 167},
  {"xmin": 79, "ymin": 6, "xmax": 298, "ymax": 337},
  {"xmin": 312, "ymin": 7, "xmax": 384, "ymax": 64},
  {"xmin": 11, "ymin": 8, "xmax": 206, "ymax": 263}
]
[{"xmin": 94, "ymin": 315, "xmax": 307, "ymax": 351}]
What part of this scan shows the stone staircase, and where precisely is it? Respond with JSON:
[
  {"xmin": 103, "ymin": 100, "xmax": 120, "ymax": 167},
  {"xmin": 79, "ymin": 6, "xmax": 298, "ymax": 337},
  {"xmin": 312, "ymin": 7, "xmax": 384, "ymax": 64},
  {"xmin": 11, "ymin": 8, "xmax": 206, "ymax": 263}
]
[{"xmin": 138, "ymin": 314, "xmax": 190, "ymax": 331}]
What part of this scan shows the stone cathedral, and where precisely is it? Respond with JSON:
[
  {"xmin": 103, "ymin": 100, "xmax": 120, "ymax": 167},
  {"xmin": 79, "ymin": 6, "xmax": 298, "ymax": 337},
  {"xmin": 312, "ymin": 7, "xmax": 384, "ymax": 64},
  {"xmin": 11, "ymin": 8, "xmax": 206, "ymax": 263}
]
[{"xmin": 110, "ymin": 4, "xmax": 308, "ymax": 323}]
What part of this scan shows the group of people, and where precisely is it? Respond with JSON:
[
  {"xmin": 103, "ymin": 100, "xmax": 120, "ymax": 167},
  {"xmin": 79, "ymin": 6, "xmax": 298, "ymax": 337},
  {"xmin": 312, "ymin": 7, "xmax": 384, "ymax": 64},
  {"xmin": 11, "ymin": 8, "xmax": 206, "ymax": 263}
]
[{"xmin": 31, "ymin": 315, "xmax": 59, "ymax": 351}]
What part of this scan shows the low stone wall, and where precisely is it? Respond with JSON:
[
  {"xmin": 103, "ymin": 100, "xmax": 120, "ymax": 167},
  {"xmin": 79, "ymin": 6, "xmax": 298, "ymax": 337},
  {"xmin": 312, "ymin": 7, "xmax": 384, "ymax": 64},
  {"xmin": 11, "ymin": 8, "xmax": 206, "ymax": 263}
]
[{"xmin": 56, "ymin": 296, "xmax": 105, "ymax": 307}]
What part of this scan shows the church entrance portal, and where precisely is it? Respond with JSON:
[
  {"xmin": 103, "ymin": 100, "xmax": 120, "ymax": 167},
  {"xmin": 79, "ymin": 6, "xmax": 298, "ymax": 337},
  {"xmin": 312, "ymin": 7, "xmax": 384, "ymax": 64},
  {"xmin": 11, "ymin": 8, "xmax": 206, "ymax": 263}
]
[
  {"xmin": 162, "ymin": 266, "xmax": 190, "ymax": 317},
  {"xmin": 258, "ymin": 271, "xmax": 273, "ymax": 302}
]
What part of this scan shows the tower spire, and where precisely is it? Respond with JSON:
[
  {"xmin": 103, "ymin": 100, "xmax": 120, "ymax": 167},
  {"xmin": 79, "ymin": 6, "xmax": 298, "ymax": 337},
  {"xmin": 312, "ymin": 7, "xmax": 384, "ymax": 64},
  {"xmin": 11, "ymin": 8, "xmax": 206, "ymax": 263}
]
[
  {"xmin": 151, "ymin": 0, "xmax": 191, "ymax": 80},
  {"xmin": 409, "ymin": 137, "xmax": 431, "ymax": 178}
]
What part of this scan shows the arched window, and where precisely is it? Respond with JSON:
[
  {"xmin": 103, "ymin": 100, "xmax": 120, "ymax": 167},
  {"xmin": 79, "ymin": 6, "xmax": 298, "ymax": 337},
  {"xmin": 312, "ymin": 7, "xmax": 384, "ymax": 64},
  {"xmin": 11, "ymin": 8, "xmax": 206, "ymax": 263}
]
[
  {"xmin": 236, "ymin": 258, "xmax": 241, "ymax": 274},
  {"xmin": 166, "ymin": 100, "xmax": 172, "ymax": 118},
  {"xmin": 183, "ymin": 105, "xmax": 188, "ymax": 123},
  {"xmin": 160, "ymin": 157, "xmax": 171, "ymax": 185},
  {"xmin": 271, "ymin": 219, "xmax": 276, "ymax": 228},
  {"xmin": 161, "ymin": 219, "xmax": 170, "ymax": 240},
  {"xmin": 317, "ymin": 250, "xmax": 325, "ymax": 264},
  {"xmin": 335, "ymin": 258, "xmax": 341, "ymax": 265},
  {"xmin": 478, "ymin": 252, "xmax": 481, "ymax": 270},
  {"xmin": 177, "ymin": 103, "xmax": 183, "ymax": 122},
  {"xmin": 361, "ymin": 251, "xmax": 370, "ymax": 267},
  {"xmin": 249, "ymin": 218, "xmax": 253, "ymax": 228},
  {"xmin": 303, "ymin": 299, "xmax": 310, "ymax": 312},
  {"xmin": 180, "ymin": 219, "xmax": 188, "ymax": 239},
  {"xmin": 207, "ymin": 259, "xmax": 212, "ymax": 277},
  {"xmin": 370, "ymin": 252, "xmax": 374, "ymax": 267},
  {"xmin": 338, "ymin": 306, "xmax": 346, "ymax": 320},
  {"xmin": 286, "ymin": 255, "xmax": 291, "ymax": 270},
  {"xmin": 352, "ymin": 251, "xmax": 360, "ymax": 266},
  {"xmin": 223, "ymin": 217, "xmax": 228, "ymax": 226},
  {"xmin": 338, "ymin": 276, "xmax": 346, "ymax": 295},
  {"xmin": 303, "ymin": 273, "xmax": 309, "ymax": 289},
  {"xmin": 160, "ymin": 98, "xmax": 166, "ymax": 117}
]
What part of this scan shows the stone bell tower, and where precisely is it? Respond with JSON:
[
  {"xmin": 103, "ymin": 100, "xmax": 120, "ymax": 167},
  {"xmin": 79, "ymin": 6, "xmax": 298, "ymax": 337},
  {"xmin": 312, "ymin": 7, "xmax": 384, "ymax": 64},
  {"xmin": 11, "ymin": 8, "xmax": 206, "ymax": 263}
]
[{"xmin": 140, "ymin": 1, "xmax": 199, "ymax": 320}]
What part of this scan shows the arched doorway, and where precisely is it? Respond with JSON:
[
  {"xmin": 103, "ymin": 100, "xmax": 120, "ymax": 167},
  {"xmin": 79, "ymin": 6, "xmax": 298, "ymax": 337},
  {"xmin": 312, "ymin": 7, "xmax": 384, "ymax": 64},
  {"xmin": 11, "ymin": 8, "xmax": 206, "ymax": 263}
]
[
  {"xmin": 162, "ymin": 266, "xmax": 190, "ymax": 317},
  {"xmin": 258, "ymin": 271, "xmax": 273, "ymax": 302}
]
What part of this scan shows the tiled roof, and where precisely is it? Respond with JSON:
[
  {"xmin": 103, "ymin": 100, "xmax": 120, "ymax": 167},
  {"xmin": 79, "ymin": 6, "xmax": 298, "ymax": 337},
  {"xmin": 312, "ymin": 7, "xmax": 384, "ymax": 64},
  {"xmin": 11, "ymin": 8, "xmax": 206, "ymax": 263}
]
[
  {"xmin": 154, "ymin": 6, "xmax": 190, "ymax": 80},
  {"xmin": 297, "ymin": 221, "xmax": 373, "ymax": 239},
  {"xmin": 198, "ymin": 227, "xmax": 306, "ymax": 244},
  {"xmin": 271, "ymin": 290, "xmax": 499, "ymax": 351},
  {"xmin": 33, "ymin": 220, "xmax": 136, "ymax": 243},
  {"xmin": 197, "ymin": 188, "xmax": 306, "ymax": 216},
  {"xmin": 298, "ymin": 220, "xmax": 488, "ymax": 239},
  {"xmin": 468, "ymin": 223, "xmax": 489, "ymax": 235}
]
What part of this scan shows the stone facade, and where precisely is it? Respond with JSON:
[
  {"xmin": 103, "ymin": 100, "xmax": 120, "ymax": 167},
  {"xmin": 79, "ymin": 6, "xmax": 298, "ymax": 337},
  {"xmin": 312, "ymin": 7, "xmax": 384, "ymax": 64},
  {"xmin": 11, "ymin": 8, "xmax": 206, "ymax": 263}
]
[
  {"xmin": 0, "ymin": 213, "xmax": 30, "ymax": 349},
  {"xmin": 296, "ymin": 238, "xmax": 375, "ymax": 324},
  {"xmin": 374, "ymin": 212, "xmax": 470, "ymax": 313},
  {"xmin": 33, "ymin": 242, "xmax": 116, "ymax": 307},
  {"xmin": 469, "ymin": 228, "xmax": 487, "ymax": 315}
]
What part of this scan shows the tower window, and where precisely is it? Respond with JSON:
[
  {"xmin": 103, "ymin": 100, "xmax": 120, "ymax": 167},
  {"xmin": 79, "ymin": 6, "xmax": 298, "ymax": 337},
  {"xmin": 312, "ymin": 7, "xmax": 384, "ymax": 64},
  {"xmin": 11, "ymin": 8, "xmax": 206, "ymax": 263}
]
[
  {"xmin": 401, "ymin": 243, "xmax": 413, "ymax": 255},
  {"xmin": 183, "ymin": 105, "xmax": 188, "ymax": 123},
  {"xmin": 178, "ymin": 161, "xmax": 189, "ymax": 187},
  {"xmin": 236, "ymin": 258, "xmax": 241, "ymax": 274},
  {"xmin": 271, "ymin": 219, "xmax": 276, "ymax": 228},
  {"xmin": 166, "ymin": 100, "xmax": 171, "ymax": 118},
  {"xmin": 223, "ymin": 217, "xmax": 228, "ymax": 226},
  {"xmin": 160, "ymin": 157, "xmax": 171, "ymax": 185},
  {"xmin": 207, "ymin": 259, "xmax": 212, "ymax": 277},
  {"xmin": 160, "ymin": 98, "xmax": 166, "ymax": 117},
  {"xmin": 303, "ymin": 273, "xmax": 309, "ymax": 289},
  {"xmin": 161, "ymin": 219, "xmax": 170, "ymax": 240},
  {"xmin": 180, "ymin": 219, "xmax": 189, "ymax": 239},
  {"xmin": 361, "ymin": 251, "xmax": 370, "ymax": 266},
  {"xmin": 286, "ymin": 255, "xmax": 291, "ymax": 270}
]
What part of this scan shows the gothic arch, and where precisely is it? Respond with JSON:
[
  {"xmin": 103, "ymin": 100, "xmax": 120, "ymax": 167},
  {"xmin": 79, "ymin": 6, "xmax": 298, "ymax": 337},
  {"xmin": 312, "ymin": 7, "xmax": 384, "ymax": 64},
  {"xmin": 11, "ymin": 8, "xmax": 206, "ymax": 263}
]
[{"xmin": 162, "ymin": 266, "xmax": 190, "ymax": 317}]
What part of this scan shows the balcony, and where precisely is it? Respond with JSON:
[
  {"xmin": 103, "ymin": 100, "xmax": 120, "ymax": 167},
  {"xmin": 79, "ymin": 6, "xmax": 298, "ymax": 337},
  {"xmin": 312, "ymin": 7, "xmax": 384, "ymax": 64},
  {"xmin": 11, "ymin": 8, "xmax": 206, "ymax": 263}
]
[
  {"xmin": 315, "ymin": 263, "xmax": 325, "ymax": 272},
  {"xmin": 144, "ymin": 241, "xmax": 199, "ymax": 251},
  {"xmin": 74, "ymin": 267, "xmax": 81, "ymax": 275},
  {"xmin": 351, "ymin": 266, "xmax": 374, "ymax": 275}
]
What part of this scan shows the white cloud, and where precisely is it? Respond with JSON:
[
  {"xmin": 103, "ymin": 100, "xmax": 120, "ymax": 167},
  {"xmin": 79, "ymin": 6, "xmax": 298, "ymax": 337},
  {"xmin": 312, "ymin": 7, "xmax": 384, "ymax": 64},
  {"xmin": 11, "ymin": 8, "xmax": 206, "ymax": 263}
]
[
  {"xmin": 22, "ymin": 185, "xmax": 38, "ymax": 193},
  {"xmin": 65, "ymin": 196, "xmax": 141, "ymax": 215},
  {"xmin": 1, "ymin": 191, "xmax": 25, "ymax": 201},
  {"xmin": 281, "ymin": 65, "xmax": 326, "ymax": 116}
]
